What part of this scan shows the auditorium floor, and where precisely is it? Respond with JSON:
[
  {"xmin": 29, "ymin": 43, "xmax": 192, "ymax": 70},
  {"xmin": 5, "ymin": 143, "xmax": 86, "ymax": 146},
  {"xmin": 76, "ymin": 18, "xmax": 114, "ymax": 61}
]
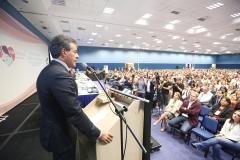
[{"xmin": 0, "ymin": 93, "xmax": 235, "ymax": 160}]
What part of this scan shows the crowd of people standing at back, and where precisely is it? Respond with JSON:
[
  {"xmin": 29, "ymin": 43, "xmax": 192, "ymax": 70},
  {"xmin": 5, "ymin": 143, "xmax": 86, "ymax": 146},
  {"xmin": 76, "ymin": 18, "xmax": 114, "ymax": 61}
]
[{"xmin": 105, "ymin": 68, "xmax": 240, "ymax": 160}]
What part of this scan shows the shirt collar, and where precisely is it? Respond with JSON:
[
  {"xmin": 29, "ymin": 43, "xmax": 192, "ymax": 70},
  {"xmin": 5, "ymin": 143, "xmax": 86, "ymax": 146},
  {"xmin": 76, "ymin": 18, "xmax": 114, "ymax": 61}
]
[{"xmin": 52, "ymin": 58, "xmax": 70, "ymax": 72}]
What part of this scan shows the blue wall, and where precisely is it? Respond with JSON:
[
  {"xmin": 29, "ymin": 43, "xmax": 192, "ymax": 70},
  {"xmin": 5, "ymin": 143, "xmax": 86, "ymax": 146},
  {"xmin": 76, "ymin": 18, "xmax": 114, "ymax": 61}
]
[
  {"xmin": 77, "ymin": 46, "xmax": 216, "ymax": 69},
  {"xmin": 216, "ymin": 54, "xmax": 240, "ymax": 69}
]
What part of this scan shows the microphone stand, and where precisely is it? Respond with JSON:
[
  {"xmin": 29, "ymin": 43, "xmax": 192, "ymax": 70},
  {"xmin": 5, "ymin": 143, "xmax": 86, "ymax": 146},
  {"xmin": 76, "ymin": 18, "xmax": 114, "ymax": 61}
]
[{"xmin": 87, "ymin": 67, "xmax": 147, "ymax": 160}]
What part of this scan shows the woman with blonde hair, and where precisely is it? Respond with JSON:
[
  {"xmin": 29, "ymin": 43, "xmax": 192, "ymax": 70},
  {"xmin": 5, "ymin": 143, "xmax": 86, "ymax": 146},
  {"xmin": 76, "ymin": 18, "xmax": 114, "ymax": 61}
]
[{"xmin": 153, "ymin": 92, "xmax": 183, "ymax": 131}]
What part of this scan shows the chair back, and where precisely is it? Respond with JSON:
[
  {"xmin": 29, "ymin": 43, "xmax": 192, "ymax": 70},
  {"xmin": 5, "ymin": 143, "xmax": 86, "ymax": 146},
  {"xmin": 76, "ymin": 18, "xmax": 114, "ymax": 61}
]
[
  {"xmin": 202, "ymin": 116, "xmax": 218, "ymax": 133},
  {"xmin": 199, "ymin": 105, "xmax": 211, "ymax": 117}
]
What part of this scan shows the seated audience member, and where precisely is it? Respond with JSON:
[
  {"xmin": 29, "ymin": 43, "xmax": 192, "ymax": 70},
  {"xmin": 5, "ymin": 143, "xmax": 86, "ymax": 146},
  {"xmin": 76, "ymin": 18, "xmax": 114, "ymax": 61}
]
[
  {"xmin": 181, "ymin": 85, "xmax": 191, "ymax": 100},
  {"xmin": 209, "ymin": 97, "xmax": 234, "ymax": 128},
  {"xmin": 235, "ymin": 96, "xmax": 240, "ymax": 110},
  {"xmin": 192, "ymin": 110, "xmax": 240, "ymax": 160},
  {"xmin": 168, "ymin": 91, "xmax": 201, "ymax": 134},
  {"xmin": 153, "ymin": 92, "xmax": 183, "ymax": 131},
  {"xmin": 198, "ymin": 86, "xmax": 213, "ymax": 106},
  {"xmin": 210, "ymin": 90, "xmax": 224, "ymax": 108}
]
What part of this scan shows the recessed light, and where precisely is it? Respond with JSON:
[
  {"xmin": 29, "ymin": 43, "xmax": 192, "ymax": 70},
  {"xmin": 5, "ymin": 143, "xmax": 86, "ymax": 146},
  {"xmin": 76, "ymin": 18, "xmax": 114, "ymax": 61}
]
[
  {"xmin": 92, "ymin": 32, "xmax": 98, "ymax": 36},
  {"xmin": 103, "ymin": 7, "xmax": 115, "ymax": 14},
  {"xmin": 115, "ymin": 34, "xmax": 122, "ymax": 37},
  {"xmin": 108, "ymin": 39, "xmax": 114, "ymax": 42},
  {"xmin": 135, "ymin": 19, "xmax": 148, "ymax": 25},
  {"xmin": 169, "ymin": 20, "xmax": 181, "ymax": 24},
  {"xmin": 96, "ymin": 24, "xmax": 103, "ymax": 28},
  {"xmin": 213, "ymin": 42, "xmax": 221, "ymax": 45},
  {"xmin": 164, "ymin": 24, "xmax": 174, "ymax": 30},
  {"xmin": 136, "ymin": 36, "xmax": 142, "ymax": 39},
  {"xmin": 142, "ymin": 13, "xmax": 152, "ymax": 19}
]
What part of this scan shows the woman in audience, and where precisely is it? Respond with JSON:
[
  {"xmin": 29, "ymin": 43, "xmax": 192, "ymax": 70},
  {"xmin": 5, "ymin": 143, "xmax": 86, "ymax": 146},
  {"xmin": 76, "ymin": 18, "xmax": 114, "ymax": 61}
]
[
  {"xmin": 153, "ymin": 92, "xmax": 183, "ymax": 131},
  {"xmin": 192, "ymin": 110, "xmax": 240, "ymax": 160},
  {"xmin": 209, "ymin": 97, "xmax": 234, "ymax": 128}
]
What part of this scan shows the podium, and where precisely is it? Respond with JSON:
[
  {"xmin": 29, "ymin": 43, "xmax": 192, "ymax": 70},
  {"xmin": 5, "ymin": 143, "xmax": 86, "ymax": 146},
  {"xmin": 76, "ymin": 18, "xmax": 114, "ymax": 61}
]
[{"xmin": 78, "ymin": 90, "xmax": 151, "ymax": 160}]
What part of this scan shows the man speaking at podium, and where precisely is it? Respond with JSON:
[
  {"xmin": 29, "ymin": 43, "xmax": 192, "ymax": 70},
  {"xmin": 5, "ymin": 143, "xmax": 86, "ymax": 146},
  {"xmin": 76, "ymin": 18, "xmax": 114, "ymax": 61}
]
[{"xmin": 37, "ymin": 35, "xmax": 113, "ymax": 160}]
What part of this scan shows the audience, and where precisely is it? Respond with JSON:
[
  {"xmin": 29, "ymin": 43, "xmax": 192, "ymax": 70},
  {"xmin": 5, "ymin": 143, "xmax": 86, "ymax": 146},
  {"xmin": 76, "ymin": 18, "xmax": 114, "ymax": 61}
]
[{"xmin": 192, "ymin": 110, "xmax": 240, "ymax": 160}]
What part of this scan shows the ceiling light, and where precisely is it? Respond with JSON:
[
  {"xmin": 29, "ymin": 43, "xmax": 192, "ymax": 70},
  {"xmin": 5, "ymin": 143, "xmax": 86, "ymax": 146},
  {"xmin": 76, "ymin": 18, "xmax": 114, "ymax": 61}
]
[
  {"xmin": 89, "ymin": 38, "xmax": 94, "ymax": 41},
  {"xmin": 226, "ymin": 51, "xmax": 232, "ymax": 53},
  {"xmin": 103, "ymin": 7, "xmax": 115, "ymax": 14},
  {"xmin": 135, "ymin": 19, "xmax": 148, "ymax": 25},
  {"xmin": 115, "ymin": 34, "xmax": 122, "ymax": 37},
  {"xmin": 205, "ymin": 32, "xmax": 211, "ymax": 37},
  {"xmin": 232, "ymin": 36, "xmax": 240, "ymax": 41},
  {"xmin": 96, "ymin": 24, "xmax": 103, "ymax": 28},
  {"xmin": 149, "ymin": 31, "xmax": 154, "ymax": 34},
  {"xmin": 196, "ymin": 28, "xmax": 208, "ymax": 33},
  {"xmin": 172, "ymin": 36, "xmax": 180, "ymax": 39},
  {"xmin": 87, "ymin": 41, "xmax": 92, "ymax": 44},
  {"xmin": 127, "ymin": 41, "xmax": 131, "ymax": 43},
  {"xmin": 136, "ymin": 36, "xmax": 142, "ymax": 39},
  {"xmin": 170, "ymin": 20, "xmax": 181, "ymax": 24},
  {"xmin": 213, "ymin": 42, "xmax": 221, "ymax": 45},
  {"xmin": 142, "ymin": 13, "xmax": 152, "ymax": 19},
  {"xmin": 92, "ymin": 32, "xmax": 98, "ymax": 36},
  {"xmin": 232, "ymin": 17, "xmax": 240, "ymax": 24},
  {"xmin": 119, "ymin": 44, "xmax": 123, "ymax": 47},
  {"xmin": 180, "ymin": 46, "xmax": 185, "ymax": 50},
  {"xmin": 164, "ymin": 24, "xmax": 174, "ymax": 30},
  {"xmin": 206, "ymin": 2, "xmax": 224, "ymax": 10},
  {"xmin": 125, "ymin": 28, "xmax": 131, "ymax": 31},
  {"xmin": 156, "ymin": 40, "xmax": 162, "ymax": 44},
  {"xmin": 192, "ymin": 26, "xmax": 202, "ymax": 29},
  {"xmin": 108, "ymin": 39, "xmax": 114, "ymax": 42}
]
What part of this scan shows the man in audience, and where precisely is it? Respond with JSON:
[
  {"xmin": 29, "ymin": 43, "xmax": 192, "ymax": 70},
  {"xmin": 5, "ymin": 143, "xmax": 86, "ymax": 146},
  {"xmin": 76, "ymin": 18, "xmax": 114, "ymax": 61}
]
[
  {"xmin": 198, "ymin": 86, "xmax": 213, "ymax": 106},
  {"xmin": 168, "ymin": 91, "xmax": 201, "ymax": 134}
]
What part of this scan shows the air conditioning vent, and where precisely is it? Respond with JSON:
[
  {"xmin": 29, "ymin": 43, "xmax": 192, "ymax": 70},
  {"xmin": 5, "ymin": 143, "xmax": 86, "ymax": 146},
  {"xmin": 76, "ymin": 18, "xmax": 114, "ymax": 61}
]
[
  {"xmin": 171, "ymin": 10, "xmax": 180, "ymax": 15},
  {"xmin": 51, "ymin": 0, "xmax": 65, "ymax": 6},
  {"xmin": 63, "ymin": 29, "xmax": 70, "ymax": 33},
  {"xmin": 198, "ymin": 16, "xmax": 208, "ymax": 22},
  {"xmin": 77, "ymin": 27, "xmax": 86, "ymax": 30}
]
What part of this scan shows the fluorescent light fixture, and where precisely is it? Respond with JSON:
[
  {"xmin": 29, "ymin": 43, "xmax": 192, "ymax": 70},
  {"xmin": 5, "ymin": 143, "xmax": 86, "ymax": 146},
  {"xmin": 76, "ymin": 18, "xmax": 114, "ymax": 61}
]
[
  {"xmin": 92, "ymin": 32, "xmax": 98, "ymax": 36},
  {"xmin": 125, "ymin": 28, "xmax": 131, "ymax": 31},
  {"xmin": 142, "ymin": 13, "xmax": 152, "ymax": 19},
  {"xmin": 213, "ymin": 42, "xmax": 221, "ymax": 45},
  {"xmin": 89, "ymin": 38, "xmax": 94, "ymax": 41},
  {"xmin": 132, "ymin": 45, "xmax": 140, "ymax": 49},
  {"xmin": 232, "ymin": 17, "xmax": 240, "ymax": 24},
  {"xmin": 164, "ymin": 24, "xmax": 174, "ymax": 30},
  {"xmin": 87, "ymin": 41, "xmax": 92, "ymax": 44},
  {"xmin": 187, "ymin": 26, "xmax": 207, "ymax": 34},
  {"xmin": 136, "ymin": 36, "xmax": 142, "ymax": 39},
  {"xmin": 232, "ymin": 36, "xmax": 240, "ymax": 41},
  {"xmin": 192, "ymin": 25, "xmax": 202, "ymax": 29},
  {"xmin": 156, "ymin": 40, "xmax": 162, "ymax": 44},
  {"xmin": 170, "ymin": 20, "xmax": 181, "ymax": 24},
  {"xmin": 119, "ymin": 44, "xmax": 123, "ymax": 47},
  {"xmin": 103, "ymin": 7, "xmax": 115, "ymax": 14},
  {"xmin": 108, "ymin": 39, "xmax": 114, "ymax": 42},
  {"xmin": 205, "ymin": 32, "xmax": 211, "ymax": 37},
  {"xmin": 115, "ymin": 34, "xmax": 122, "ymax": 37},
  {"xmin": 206, "ymin": 2, "xmax": 224, "ymax": 10},
  {"xmin": 196, "ymin": 28, "xmax": 207, "ymax": 33},
  {"xmin": 226, "ymin": 51, "xmax": 232, "ymax": 53},
  {"xmin": 127, "ymin": 41, "xmax": 131, "ymax": 43},
  {"xmin": 96, "ymin": 24, "xmax": 103, "ymax": 28},
  {"xmin": 135, "ymin": 19, "xmax": 148, "ymax": 25},
  {"xmin": 172, "ymin": 36, "xmax": 180, "ymax": 39},
  {"xmin": 149, "ymin": 31, "xmax": 154, "ymax": 34}
]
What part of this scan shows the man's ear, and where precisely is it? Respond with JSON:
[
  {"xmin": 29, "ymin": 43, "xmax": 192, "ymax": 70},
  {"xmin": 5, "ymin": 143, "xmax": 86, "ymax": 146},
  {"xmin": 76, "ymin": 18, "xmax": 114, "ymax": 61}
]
[{"xmin": 60, "ymin": 48, "xmax": 67, "ymax": 58}]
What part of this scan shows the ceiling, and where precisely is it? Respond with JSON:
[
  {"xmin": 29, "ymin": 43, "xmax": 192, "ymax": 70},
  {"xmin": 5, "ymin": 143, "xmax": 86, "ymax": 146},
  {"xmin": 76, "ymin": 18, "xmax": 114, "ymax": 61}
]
[{"xmin": 8, "ymin": 0, "xmax": 240, "ymax": 55}]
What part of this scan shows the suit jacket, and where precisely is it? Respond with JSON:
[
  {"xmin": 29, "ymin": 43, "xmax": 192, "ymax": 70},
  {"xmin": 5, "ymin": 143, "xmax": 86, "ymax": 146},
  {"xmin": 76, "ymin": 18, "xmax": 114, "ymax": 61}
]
[
  {"xmin": 37, "ymin": 61, "xmax": 100, "ymax": 153},
  {"xmin": 179, "ymin": 100, "xmax": 201, "ymax": 126}
]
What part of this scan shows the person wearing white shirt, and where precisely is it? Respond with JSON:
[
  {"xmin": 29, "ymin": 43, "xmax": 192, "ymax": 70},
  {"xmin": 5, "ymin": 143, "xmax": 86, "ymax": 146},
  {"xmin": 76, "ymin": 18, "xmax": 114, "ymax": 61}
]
[
  {"xmin": 192, "ymin": 110, "xmax": 240, "ymax": 160},
  {"xmin": 198, "ymin": 86, "xmax": 213, "ymax": 106}
]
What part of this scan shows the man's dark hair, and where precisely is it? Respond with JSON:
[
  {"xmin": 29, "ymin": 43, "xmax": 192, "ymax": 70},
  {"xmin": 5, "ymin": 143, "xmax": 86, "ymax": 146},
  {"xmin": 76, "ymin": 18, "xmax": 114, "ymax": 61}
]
[{"xmin": 49, "ymin": 35, "xmax": 77, "ymax": 58}]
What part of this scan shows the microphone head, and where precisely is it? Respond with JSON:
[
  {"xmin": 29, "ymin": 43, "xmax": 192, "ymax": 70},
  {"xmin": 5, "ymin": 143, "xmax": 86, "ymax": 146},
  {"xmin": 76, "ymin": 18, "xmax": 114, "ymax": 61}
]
[{"xmin": 80, "ymin": 63, "xmax": 88, "ymax": 70}]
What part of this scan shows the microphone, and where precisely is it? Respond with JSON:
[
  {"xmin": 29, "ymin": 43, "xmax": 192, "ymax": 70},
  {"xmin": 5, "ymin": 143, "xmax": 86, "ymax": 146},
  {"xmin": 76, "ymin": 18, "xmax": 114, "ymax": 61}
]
[{"xmin": 80, "ymin": 63, "xmax": 95, "ymax": 72}]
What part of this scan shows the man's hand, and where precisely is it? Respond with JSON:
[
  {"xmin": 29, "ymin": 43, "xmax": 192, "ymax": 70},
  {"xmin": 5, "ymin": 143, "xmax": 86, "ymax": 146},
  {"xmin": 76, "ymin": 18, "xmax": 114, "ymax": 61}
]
[{"xmin": 98, "ymin": 132, "xmax": 113, "ymax": 144}]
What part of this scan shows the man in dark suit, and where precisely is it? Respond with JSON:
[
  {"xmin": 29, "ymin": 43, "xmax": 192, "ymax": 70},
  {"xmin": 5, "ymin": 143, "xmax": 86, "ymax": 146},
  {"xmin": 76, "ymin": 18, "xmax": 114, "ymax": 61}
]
[{"xmin": 37, "ymin": 35, "xmax": 113, "ymax": 160}]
